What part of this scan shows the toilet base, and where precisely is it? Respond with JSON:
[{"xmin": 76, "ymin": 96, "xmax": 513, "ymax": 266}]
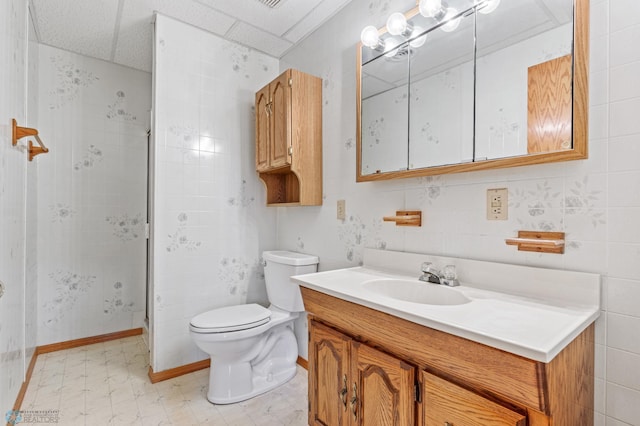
[{"xmin": 207, "ymin": 363, "xmax": 297, "ymax": 404}]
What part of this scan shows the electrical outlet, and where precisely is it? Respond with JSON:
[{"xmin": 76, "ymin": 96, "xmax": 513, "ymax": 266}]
[
  {"xmin": 337, "ymin": 199, "xmax": 346, "ymax": 221},
  {"xmin": 487, "ymin": 188, "xmax": 508, "ymax": 220}
]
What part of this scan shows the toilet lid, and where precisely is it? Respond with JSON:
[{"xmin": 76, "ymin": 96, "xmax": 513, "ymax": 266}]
[{"xmin": 190, "ymin": 304, "xmax": 271, "ymax": 333}]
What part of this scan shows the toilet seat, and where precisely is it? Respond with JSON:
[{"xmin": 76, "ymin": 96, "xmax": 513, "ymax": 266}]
[{"xmin": 190, "ymin": 304, "xmax": 271, "ymax": 333}]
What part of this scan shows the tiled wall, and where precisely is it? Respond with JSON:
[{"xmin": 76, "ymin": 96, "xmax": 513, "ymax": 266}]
[
  {"xmin": 151, "ymin": 15, "xmax": 279, "ymax": 372},
  {"xmin": 0, "ymin": 0, "xmax": 29, "ymax": 412},
  {"xmin": 280, "ymin": 0, "xmax": 640, "ymax": 423},
  {"xmin": 35, "ymin": 44, "xmax": 151, "ymax": 345},
  {"xmin": 25, "ymin": 9, "xmax": 39, "ymax": 362}
]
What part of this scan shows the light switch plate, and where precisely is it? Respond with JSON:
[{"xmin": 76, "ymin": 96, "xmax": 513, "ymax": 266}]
[
  {"xmin": 337, "ymin": 199, "xmax": 346, "ymax": 220},
  {"xmin": 487, "ymin": 188, "xmax": 508, "ymax": 220}
]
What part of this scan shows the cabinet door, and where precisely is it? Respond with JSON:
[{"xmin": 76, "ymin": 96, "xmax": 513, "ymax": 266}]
[
  {"xmin": 269, "ymin": 71, "xmax": 292, "ymax": 169},
  {"xmin": 309, "ymin": 321, "xmax": 351, "ymax": 426},
  {"xmin": 422, "ymin": 371, "xmax": 527, "ymax": 426},
  {"xmin": 255, "ymin": 85, "xmax": 270, "ymax": 172},
  {"xmin": 350, "ymin": 342, "xmax": 415, "ymax": 426}
]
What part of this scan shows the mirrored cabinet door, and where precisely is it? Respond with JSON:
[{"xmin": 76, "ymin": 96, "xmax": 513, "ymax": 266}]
[
  {"xmin": 360, "ymin": 39, "xmax": 411, "ymax": 176},
  {"xmin": 474, "ymin": 0, "xmax": 575, "ymax": 161},
  {"xmin": 408, "ymin": 7, "xmax": 475, "ymax": 169}
]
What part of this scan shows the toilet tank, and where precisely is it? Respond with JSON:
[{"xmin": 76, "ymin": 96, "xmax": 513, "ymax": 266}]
[{"xmin": 263, "ymin": 250, "xmax": 319, "ymax": 312}]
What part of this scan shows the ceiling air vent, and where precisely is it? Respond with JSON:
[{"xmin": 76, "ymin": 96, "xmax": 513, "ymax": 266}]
[{"xmin": 256, "ymin": 0, "xmax": 284, "ymax": 8}]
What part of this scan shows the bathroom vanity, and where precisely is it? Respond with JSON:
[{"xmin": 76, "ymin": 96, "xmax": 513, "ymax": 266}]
[{"xmin": 293, "ymin": 249, "xmax": 600, "ymax": 426}]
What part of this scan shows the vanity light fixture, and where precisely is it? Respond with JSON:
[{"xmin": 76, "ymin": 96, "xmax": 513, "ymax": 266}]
[
  {"xmin": 360, "ymin": 0, "xmax": 500, "ymax": 56},
  {"xmin": 360, "ymin": 25, "xmax": 384, "ymax": 50},
  {"xmin": 418, "ymin": 0, "xmax": 444, "ymax": 19},
  {"xmin": 386, "ymin": 12, "xmax": 412, "ymax": 37}
]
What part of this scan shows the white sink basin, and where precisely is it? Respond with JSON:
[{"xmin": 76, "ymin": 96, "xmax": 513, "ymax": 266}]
[{"xmin": 363, "ymin": 278, "xmax": 471, "ymax": 306}]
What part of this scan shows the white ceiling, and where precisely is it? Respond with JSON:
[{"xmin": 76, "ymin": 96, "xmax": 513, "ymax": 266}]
[{"xmin": 29, "ymin": 0, "xmax": 354, "ymax": 73}]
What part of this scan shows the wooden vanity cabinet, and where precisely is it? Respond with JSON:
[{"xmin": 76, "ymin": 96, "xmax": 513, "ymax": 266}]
[
  {"xmin": 309, "ymin": 321, "xmax": 415, "ymax": 426},
  {"xmin": 303, "ymin": 287, "xmax": 594, "ymax": 426},
  {"xmin": 255, "ymin": 68, "xmax": 322, "ymax": 206}
]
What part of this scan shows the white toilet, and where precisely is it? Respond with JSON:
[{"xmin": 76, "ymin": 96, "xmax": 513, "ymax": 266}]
[{"xmin": 189, "ymin": 250, "xmax": 318, "ymax": 404}]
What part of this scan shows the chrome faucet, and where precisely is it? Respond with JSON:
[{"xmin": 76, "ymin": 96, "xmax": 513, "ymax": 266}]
[{"xmin": 419, "ymin": 262, "xmax": 460, "ymax": 287}]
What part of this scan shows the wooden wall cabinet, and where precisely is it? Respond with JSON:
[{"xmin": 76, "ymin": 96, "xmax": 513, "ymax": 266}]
[
  {"xmin": 255, "ymin": 69, "xmax": 322, "ymax": 206},
  {"xmin": 303, "ymin": 287, "xmax": 594, "ymax": 426}
]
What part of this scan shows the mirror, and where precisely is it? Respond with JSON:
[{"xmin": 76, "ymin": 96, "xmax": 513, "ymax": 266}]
[{"xmin": 356, "ymin": 0, "xmax": 588, "ymax": 181}]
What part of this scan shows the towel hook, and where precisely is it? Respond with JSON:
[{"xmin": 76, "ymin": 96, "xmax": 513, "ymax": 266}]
[{"xmin": 12, "ymin": 118, "xmax": 49, "ymax": 161}]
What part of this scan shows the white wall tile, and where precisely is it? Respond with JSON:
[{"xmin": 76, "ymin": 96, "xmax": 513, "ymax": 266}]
[
  {"xmin": 610, "ymin": 62, "xmax": 640, "ymax": 103},
  {"xmin": 610, "ymin": 99, "xmax": 640, "ymax": 137},
  {"xmin": 607, "ymin": 313, "xmax": 640, "ymax": 354},
  {"xmin": 609, "ymin": 135, "xmax": 640, "ymax": 172},
  {"xmin": 610, "ymin": 0, "xmax": 640, "ymax": 32},
  {"xmin": 608, "ymin": 172, "xmax": 640, "ymax": 207},
  {"xmin": 606, "ymin": 383, "xmax": 640, "ymax": 425},
  {"xmin": 608, "ymin": 278, "xmax": 640, "ymax": 316},
  {"xmin": 610, "ymin": 25, "xmax": 640, "ymax": 68},
  {"xmin": 607, "ymin": 348, "xmax": 640, "ymax": 391}
]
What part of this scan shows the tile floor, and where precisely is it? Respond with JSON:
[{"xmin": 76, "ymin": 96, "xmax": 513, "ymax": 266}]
[{"xmin": 20, "ymin": 335, "xmax": 308, "ymax": 425}]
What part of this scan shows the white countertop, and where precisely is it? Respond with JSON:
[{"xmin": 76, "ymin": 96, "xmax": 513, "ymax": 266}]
[{"xmin": 292, "ymin": 249, "xmax": 601, "ymax": 363}]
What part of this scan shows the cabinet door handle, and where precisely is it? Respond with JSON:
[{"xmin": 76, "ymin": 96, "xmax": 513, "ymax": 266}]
[
  {"xmin": 264, "ymin": 102, "xmax": 271, "ymax": 116},
  {"xmin": 339, "ymin": 375, "xmax": 348, "ymax": 410},
  {"xmin": 350, "ymin": 382, "xmax": 358, "ymax": 422}
]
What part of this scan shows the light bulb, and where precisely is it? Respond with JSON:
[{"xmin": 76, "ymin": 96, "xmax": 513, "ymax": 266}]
[
  {"xmin": 478, "ymin": 0, "xmax": 500, "ymax": 14},
  {"xmin": 409, "ymin": 26, "xmax": 427, "ymax": 48},
  {"xmin": 419, "ymin": 0, "xmax": 442, "ymax": 18},
  {"xmin": 384, "ymin": 37, "xmax": 402, "ymax": 58},
  {"xmin": 361, "ymin": 25, "xmax": 380, "ymax": 48},
  {"xmin": 386, "ymin": 12, "xmax": 408, "ymax": 36},
  {"xmin": 440, "ymin": 7, "xmax": 461, "ymax": 32}
]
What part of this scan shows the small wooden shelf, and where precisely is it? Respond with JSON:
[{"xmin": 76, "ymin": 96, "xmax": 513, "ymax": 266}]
[{"xmin": 506, "ymin": 231, "xmax": 565, "ymax": 254}]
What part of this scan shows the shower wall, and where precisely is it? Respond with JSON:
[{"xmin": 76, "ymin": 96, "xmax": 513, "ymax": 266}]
[
  {"xmin": 0, "ymin": 0, "xmax": 29, "ymax": 413},
  {"xmin": 151, "ymin": 14, "xmax": 278, "ymax": 372},
  {"xmin": 36, "ymin": 44, "xmax": 151, "ymax": 345}
]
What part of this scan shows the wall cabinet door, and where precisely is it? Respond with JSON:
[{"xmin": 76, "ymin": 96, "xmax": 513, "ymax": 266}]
[
  {"xmin": 254, "ymin": 71, "xmax": 292, "ymax": 172},
  {"xmin": 269, "ymin": 71, "xmax": 292, "ymax": 169},
  {"xmin": 421, "ymin": 371, "xmax": 527, "ymax": 426},
  {"xmin": 309, "ymin": 320, "xmax": 416, "ymax": 426}
]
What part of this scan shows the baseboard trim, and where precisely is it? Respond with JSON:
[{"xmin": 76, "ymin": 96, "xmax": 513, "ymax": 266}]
[
  {"xmin": 296, "ymin": 356, "xmax": 308, "ymax": 370},
  {"xmin": 11, "ymin": 349, "xmax": 38, "ymax": 414},
  {"xmin": 148, "ymin": 359, "xmax": 211, "ymax": 384},
  {"xmin": 10, "ymin": 327, "xmax": 144, "ymax": 420},
  {"xmin": 37, "ymin": 328, "xmax": 143, "ymax": 354}
]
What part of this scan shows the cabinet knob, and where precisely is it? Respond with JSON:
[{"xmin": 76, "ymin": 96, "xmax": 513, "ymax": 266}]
[{"xmin": 444, "ymin": 422, "xmax": 453, "ymax": 426}]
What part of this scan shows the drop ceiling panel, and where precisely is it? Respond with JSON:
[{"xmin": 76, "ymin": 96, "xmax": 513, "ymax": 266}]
[
  {"xmin": 195, "ymin": 0, "xmax": 315, "ymax": 38},
  {"xmin": 225, "ymin": 21, "xmax": 293, "ymax": 58},
  {"xmin": 284, "ymin": 0, "xmax": 352, "ymax": 43},
  {"xmin": 31, "ymin": 0, "xmax": 119, "ymax": 61},
  {"xmin": 113, "ymin": 0, "xmax": 237, "ymax": 72}
]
